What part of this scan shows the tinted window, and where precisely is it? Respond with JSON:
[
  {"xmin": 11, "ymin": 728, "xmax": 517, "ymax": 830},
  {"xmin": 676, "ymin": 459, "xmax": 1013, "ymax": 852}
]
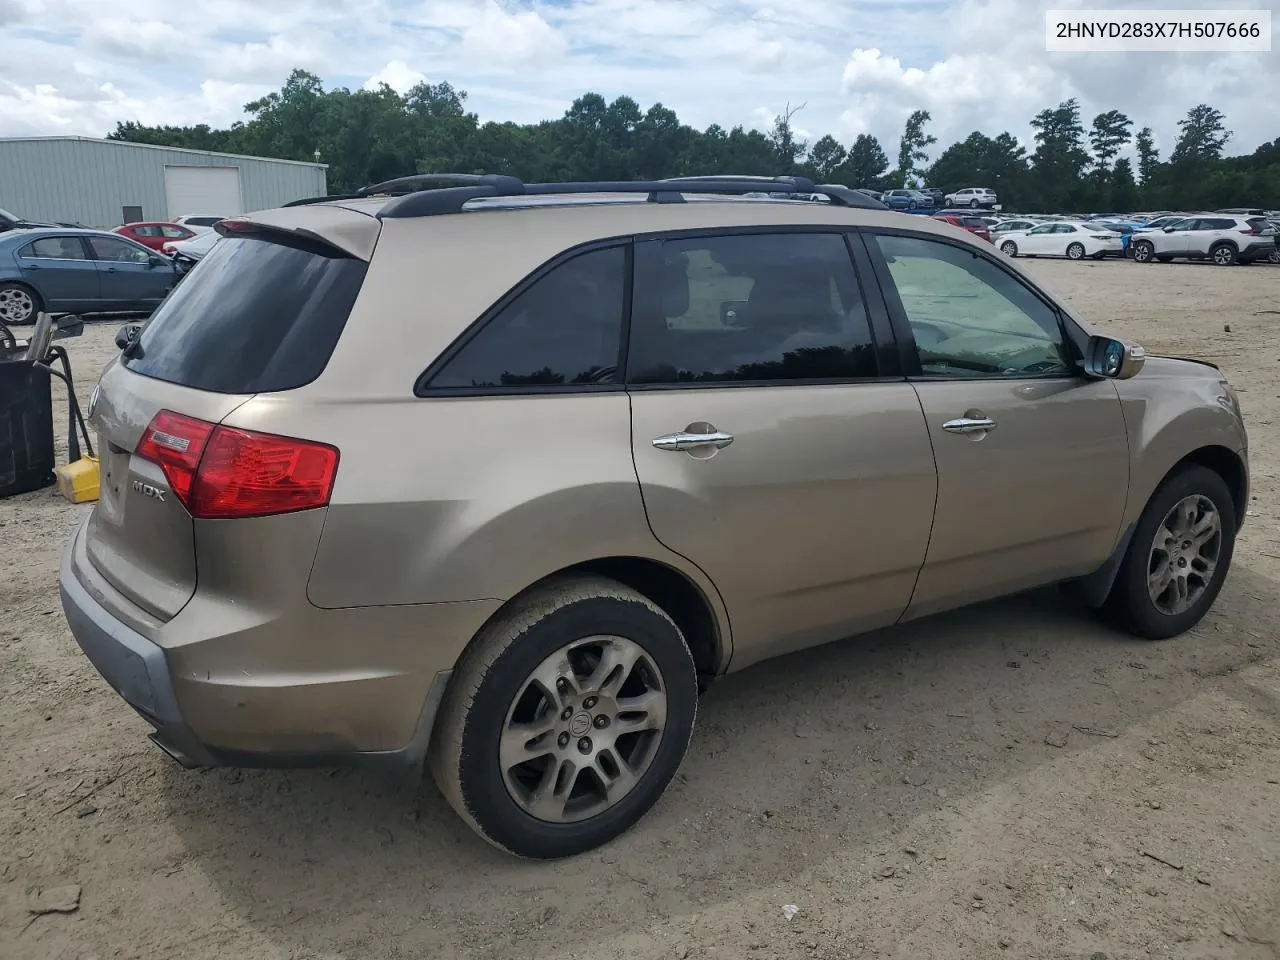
[
  {"xmin": 21, "ymin": 236, "xmax": 86, "ymax": 259},
  {"xmin": 133, "ymin": 225, "xmax": 161, "ymax": 237},
  {"xmin": 427, "ymin": 246, "xmax": 626, "ymax": 389},
  {"xmin": 88, "ymin": 236, "xmax": 151, "ymax": 263},
  {"xmin": 628, "ymin": 233, "xmax": 877, "ymax": 385},
  {"xmin": 874, "ymin": 233, "xmax": 1071, "ymax": 378},
  {"xmin": 1205, "ymin": 218, "xmax": 1237, "ymax": 230},
  {"xmin": 1029, "ymin": 225, "xmax": 1055, "ymax": 235},
  {"xmin": 123, "ymin": 234, "xmax": 368, "ymax": 394},
  {"xmin": 186, "ymin": 217, "xmax": 223, "ymax": 227},
  {"xmin": 961, "ymin": 217, "xmax": 988, "ymax": 228}
]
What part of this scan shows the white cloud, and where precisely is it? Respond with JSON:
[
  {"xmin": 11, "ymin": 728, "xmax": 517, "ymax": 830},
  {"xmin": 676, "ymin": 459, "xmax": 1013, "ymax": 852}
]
[
  {"xmin": 0, "ymin": 0, "xmax": 1275, "ymax": 168},
  {"xmin": 460, "ymin": 2, "xmax": 568, "ymax": 69},
  {"xmin": 364, "ymin": 60, "xmax": 426, "ymax": 94}
]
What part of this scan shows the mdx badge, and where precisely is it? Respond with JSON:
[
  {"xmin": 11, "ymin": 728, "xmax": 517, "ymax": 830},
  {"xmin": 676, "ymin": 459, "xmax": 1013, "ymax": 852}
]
[{"xmin": 132, "ymin": 480, "xmax": 167, "ymax": 502}]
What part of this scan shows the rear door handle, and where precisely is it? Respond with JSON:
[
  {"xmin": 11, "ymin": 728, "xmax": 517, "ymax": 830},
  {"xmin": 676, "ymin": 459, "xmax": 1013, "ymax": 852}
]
[
  {"xmin": 652, "ymin": 430, "xmax": 735, "ymax": 452},
  {"xmin": 942, "ymin": 417, "xmax": 996, "ymax": 434}
]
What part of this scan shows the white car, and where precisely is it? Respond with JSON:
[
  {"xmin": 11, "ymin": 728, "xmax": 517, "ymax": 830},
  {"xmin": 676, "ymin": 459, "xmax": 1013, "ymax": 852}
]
[
  {"xmin": 1129, "ymin": 215, "xmax": 1277, "ymax": 265},
  {"xmin": 169, "ymin": 215, "xmax": 227, "ymax": 235},
  {"xmin": 161, "ymin": 230, "xmax": 220, "ymax": 260},
  {"xmin": 989, "ymin": 218, "xmax": 1039, "ymax": 241},
  {"xmin": 944, "ymin": 186, "xmax": 998, "ymax": 208},
  {"xmin": 996, "ymin": 221, "xmax": 1122, "ymax": 260}
]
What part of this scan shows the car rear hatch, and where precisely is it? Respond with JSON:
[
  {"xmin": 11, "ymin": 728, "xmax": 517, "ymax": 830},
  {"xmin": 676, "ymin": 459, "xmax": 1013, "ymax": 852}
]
[{"xmin": 78, "ymin": 206, "xmax": 377, "ymax": 630}]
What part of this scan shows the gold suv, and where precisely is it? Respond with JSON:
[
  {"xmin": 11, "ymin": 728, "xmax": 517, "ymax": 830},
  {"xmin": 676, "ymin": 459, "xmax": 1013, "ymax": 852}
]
[{"xmin": 59, "ymin": 175, "xmax": 1249, "ymax": 859}]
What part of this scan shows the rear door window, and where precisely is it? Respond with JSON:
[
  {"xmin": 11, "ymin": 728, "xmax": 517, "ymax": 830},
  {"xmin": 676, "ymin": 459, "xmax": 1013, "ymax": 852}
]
[
  {"xmin": 88, "ymin": 236, "xmax": 152, "ymax": 263},
  {"xmin": 626, "ymin": 232, "xmax": 878, "ymax": 385},
  {"xmin": 123, "ymin": 233, "xmax": 368, "ymax": 394}
]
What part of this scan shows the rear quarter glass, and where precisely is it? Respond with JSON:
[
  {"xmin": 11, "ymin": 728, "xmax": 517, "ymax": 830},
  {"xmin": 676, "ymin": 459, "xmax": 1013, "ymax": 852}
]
[{"xmin": 123, "ymin": 233, "xmax": 368, "ymax": 394}]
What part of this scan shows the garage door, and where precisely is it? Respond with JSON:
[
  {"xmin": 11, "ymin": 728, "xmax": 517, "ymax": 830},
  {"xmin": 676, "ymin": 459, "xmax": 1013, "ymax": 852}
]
[{"xmin": 164, "ymin": 166, "xmax": 243, "ymax": 218}]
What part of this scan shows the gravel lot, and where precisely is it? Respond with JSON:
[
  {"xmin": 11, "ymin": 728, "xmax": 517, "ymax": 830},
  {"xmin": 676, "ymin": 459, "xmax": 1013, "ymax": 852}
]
[{"xmin": 2, "ymin": 258, "xmax": 1278, "ymax": 960}]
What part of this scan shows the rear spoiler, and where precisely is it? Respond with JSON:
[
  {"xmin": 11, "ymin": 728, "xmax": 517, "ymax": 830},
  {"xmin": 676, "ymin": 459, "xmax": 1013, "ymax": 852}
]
[{"xmin": 215, "ymin": 207, "xmax": 379, "ymax": 261}]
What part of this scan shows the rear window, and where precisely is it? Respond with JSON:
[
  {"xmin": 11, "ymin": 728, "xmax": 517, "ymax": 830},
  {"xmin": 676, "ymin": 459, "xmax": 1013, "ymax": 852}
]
[
  {"xmin": 123, "ymin": 233, "xmax": 367, "ymax": 394},
  {"xmin": 1246, "ymin": 218, "xmax": 1271, "ymax": 233},
  {"xmin": 185, "ymin": 217, "xmax": 223, "ymax": 227},
  {"xmin": 961, "ymin": 217, "xmax": 987, "ymax": 228}
]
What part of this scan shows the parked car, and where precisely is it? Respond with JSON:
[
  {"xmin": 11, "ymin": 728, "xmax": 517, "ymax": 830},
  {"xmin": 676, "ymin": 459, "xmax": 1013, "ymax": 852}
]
[
  {"xmin": 1130, "ymin": 216, "xmax": 1276, "ymax": 265},
  {"xmin": 918, "ymin": 187, "xmax": 946, "ymax": 208},
  {"xmin": 162, "ymin": 230, "xmax": 222, "ymax": 275},
  {"xmin": 933, "ymin": 213, "xmax": 992, "ymax": 242},
  {"xmin": 113, "ymin": 221, "xmax": 197, "ymax": 251},
  {"xmin": 1133, "ymin": 214, "xmax": 1197, "ymax": 232},
  {"xmin": 0, "ymin": 229, "xmax": 180, "ymax": 324},
  {"xmin": 943, "ymin": 186, "xmax": 998, "ymax": 208},
  {"xmin": 996, "ymin": 221, "xmax": 1123, "ymax": 260},
  {"xmin": 58, "ymin": 174, "xmax": 1248, "ymax": 860},
  {"xmin": 0, "ymin": 206, "xmax": 62, "ymax": 232},
  {"xmin": 170, "ymin": 215, "xmax": 227, "ymax": 235},
  {"xmin": 990, "ymin": 218, "xmax": 1041, "ymax": 241},
  {"xmin": 880, "ymin": 189, "xmax": 933, "ymax": 210}
]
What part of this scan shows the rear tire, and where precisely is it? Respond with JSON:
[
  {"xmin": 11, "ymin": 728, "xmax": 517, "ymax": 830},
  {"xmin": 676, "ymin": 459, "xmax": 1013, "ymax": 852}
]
[
  {"xmin": 969, "ymin": 199, "xmax": 979, "ymax": 208},
  {"xmin": 1104, "ymin": 465, "xmax": 1236, "ymax": 640},
  {"xmin": 1132, "ymin": 240, "xmax": 1155, "ymax": 263},
  {"xmin": 0, "ymin": 282, "xmax": 40, "ymax": 325},
  {"xmin": 1210, "ymin": 243, "xmax": 1237, "ymax": 266},
  {"xmin": 429, "ymin": 575, "xmax": 698, "ymax": 859}
]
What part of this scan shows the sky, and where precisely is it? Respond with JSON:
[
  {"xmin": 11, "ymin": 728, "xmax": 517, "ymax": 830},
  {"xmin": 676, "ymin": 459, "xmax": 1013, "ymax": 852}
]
[{"xmin": 0, "ymin": 0, "xmax": 1276, "ymax": 162}]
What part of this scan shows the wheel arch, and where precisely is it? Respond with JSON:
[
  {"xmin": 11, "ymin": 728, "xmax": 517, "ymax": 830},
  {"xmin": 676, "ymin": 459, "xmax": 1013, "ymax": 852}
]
[{"xmin": 455, "ymin": 555, "xmax": 731, "ymax": 686}]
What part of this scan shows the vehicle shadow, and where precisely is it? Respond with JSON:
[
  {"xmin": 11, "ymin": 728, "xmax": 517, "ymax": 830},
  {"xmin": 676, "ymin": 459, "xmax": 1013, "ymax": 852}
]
[{"xmin": 162, "ymin": 566, "xmax": 1280, "ymax": 958}]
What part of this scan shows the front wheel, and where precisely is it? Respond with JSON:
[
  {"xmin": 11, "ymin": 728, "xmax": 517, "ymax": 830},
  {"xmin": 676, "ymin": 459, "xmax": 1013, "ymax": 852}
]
[
  {"xmin": 1066, "ymin": 242, "xmax": 1086, "ymax": 260},
  {"xmin": 429, "ymin": 575, "xmax": 698, "ymax": 859},
  {"xmin": 1000, "ymin": 240, "xmax": 1018, "ymax": 257},
  {"xmin": 0, "ymin": 282, "xmax": 40, "ymax": 325},
  {"xmin": 1104, "ymin": 465, "xmax": 1236, "ymax": 640}
]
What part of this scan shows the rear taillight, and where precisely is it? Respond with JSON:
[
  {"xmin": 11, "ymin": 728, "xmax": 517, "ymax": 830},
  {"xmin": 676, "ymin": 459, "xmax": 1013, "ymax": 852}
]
[
  {"xmin": 135, "ymin": 410, "xmax": 338, "ymax": 519},
  {"xmin": 1238, "ymin": 227, "xmax": 1256, "ymax": 235}
]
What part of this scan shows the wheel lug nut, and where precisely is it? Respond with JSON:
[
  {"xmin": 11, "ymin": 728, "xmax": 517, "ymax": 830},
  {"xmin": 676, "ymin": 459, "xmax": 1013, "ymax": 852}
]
[
  {"xmin": 583, "ymin": 696, "xmax": 597, "ymax": 710},
  {"xmin": 594, "ymin": 715, "xmax": 609, "ymax": 729},
  {"xmin": 558, "ymin": 732, "xmax": 570, "ymax": 748},
  {"xmin": 577, "ymin": 737, "xmax": 592, "ymax": 754},
  {"xmin": 556, "ymin": 677, "xmax": 569, "ymax": 693},
  {"xmin": 561, "ymin": 707, "xmax": 573, "ymax": 721}
]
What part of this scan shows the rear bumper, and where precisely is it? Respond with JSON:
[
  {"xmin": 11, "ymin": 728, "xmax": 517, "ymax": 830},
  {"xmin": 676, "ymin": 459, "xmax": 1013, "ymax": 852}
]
[
  {"xmin": 59, "ymin": 516, "xmax": 492, "ymax": 770},
  {"xmin": 1240, "ymin": 241, "xmax": 1276, "ymax": 261}
]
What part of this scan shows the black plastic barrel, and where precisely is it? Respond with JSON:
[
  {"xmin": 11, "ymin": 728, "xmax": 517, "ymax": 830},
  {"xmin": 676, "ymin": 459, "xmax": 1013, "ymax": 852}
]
[{"xmin": 0, "ymin": 359, "xmax": 54, "ymax": 498}]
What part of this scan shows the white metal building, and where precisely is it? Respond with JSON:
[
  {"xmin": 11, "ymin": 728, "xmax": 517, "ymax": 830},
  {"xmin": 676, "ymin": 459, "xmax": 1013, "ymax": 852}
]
[{"xmin": 0, "ymin": 136, "xmax": 328, "ymax": 228}]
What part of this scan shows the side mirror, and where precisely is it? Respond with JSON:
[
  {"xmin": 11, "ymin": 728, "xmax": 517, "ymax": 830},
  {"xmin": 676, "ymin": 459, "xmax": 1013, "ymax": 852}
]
[
  {"xmin": 1085, "ymin": 336, "xmax": 1145, "ymax": 380},
  {"xmin": 1162, "ymin": 226, "xmax": 1175, "ymax": 233},
  {"xmin": 115, "ymin": 322, "xmax": 143, "ymax": 351},
  {"xmin": 148, "ymin": 254, "xmax": 168, "ymax": 267},
  {"xmin": 52, "ymin": 314, "xmax": 84, "ymax": 340}
]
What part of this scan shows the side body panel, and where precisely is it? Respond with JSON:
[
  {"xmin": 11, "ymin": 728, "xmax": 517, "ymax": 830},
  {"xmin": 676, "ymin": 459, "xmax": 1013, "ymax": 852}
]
[
  {"xmin": 906, "ymin": 378, "xmax": 1130, "ymax": 618},
  {"xmin": 629, "ymin": 383, "xmax": 937, "ymax": 670}
]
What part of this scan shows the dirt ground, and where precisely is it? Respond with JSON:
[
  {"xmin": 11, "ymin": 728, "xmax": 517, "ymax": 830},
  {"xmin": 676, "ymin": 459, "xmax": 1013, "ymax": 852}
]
[{"xmin": 2, "ymin": 258, "xmax": 1278, "ymax": 960}]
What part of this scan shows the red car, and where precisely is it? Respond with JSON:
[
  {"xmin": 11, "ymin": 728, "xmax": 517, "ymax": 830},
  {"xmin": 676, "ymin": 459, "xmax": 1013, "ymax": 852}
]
[
  {"xmin": 112, "ymin": 221, "xmax": 196, "ymax": 251},
  {"xmin": 932, "ymin": 213, "xmax": 992, "ymax": 242}
]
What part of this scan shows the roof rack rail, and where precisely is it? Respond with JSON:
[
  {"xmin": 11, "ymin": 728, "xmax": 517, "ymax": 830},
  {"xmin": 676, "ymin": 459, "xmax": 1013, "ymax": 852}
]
[{"xmin": 374, "ymin": 174, "xmax": 888, "ymax": 219}]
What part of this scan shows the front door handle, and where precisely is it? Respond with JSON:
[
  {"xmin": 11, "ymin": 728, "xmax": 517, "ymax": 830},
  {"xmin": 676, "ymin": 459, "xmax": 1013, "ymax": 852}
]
[
  {"xmin": 652, "ymin": 430, "xmax": 735, "ymax": 452},
  {"xmin": 942, "ymin": 416, "xmax": 996, "ymax": 434}
]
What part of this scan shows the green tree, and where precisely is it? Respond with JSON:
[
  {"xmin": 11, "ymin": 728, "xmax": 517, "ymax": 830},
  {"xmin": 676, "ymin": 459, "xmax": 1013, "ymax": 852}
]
[
  {"xmin": 1030, "ymin": 98, "xmax": 1090, "ymax": 209},
  {"xmin": 767, "ymin": 102, "xmax": 808, "ymax": 173},
  {"xmin": 804, "ymin": 134, "xmax": 846, "ymax": 182},
  {"xmin": 1170, "ymin": 104, "xmax": 1231, "ymax": 164},
  {"xmin": 1134, "ymin": 126, "xmax": 1159, "ymax": 183},
  {"xmin": 833, "ymin": 134, "xmax": 890, "ymax": 188},
  {"xmin": 895, "ymin": 110, "xmax": 936, "ymax": 186},
  {"xmin": 1089, "ymin": 110, "xmax": 1132, "ymax": 174},
  {"xmin": 1110, "ymin": 158, "xmax": 1139, "ymax": 211}
]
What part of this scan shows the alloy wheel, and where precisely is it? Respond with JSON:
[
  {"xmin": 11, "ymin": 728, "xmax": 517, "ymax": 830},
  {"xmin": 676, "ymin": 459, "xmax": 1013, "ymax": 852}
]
[
  {"xmin": 0, "ymin": 287, "xmax": 35, "ymax": 324},
  {"xmin": 500, "ymin": 635, "xmax": 667, "ymax": 823},
  {"xmin": 1147, "ymin": 494, "xmax": 1221, "ymax": 616},
  {"xmin": 1000, "ymin": 241, "xmax": 1017, "ymax": 256},
  {"xmin": 1212, "ymin": 245, "xmax": 1236, "ymax": 265},
  {"xmin": 1133, "ymin": 243, "xmax": 1153, "ymax": 263},
  {"xmin": 1067, "ymin": 243, "xmax": 1085, "ymax": 260}
]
